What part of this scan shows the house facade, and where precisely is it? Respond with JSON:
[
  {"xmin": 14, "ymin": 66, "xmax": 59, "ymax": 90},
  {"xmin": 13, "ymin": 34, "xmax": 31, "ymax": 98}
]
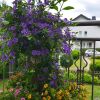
[{"xmin": 69, "ymin": 14, "xmax": 100, "ymax": 49}]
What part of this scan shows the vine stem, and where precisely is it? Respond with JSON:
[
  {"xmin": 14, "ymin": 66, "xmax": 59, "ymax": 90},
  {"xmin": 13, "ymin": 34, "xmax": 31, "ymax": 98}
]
[{"xmin": 57, "ymin": 1, "xmax": 64, "ymax": 18}]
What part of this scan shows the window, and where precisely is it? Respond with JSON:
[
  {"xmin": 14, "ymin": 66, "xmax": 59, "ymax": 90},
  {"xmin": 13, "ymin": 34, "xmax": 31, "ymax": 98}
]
[
  {"xmin": 84, "ymin": 31, "xmax": 87, "ymax": 35},
  {"xmin": 83, "ymin": 43, "xmax": 85, "ymax": 47},
  {"xmin": 89, "ymin": 42, "xmax": 92, "ymax": 48}
]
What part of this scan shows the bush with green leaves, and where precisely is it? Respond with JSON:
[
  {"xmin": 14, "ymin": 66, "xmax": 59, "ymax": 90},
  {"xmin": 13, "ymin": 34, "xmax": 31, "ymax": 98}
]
[
  {"xmin": 90, "ymin": 61, "xmax": 100, "ymax": 71},
  {"xmin": 60, "ymin": 54, "xmax": 73, "ymax": 68},
  {"xmin": 63, "ymin": 71, "xmax": 76, "ymax": 81},
  {"xmin": 84, "ymin": 73, "xmax": 92, "ymax": 84},
  {"xmin": 0, "ymin": 92, "xmax": 15, "ymax": 100},
  {"xmin": 91, "ymin": 56, "xmax": 100, "ymax": 59},
  {"xmin": 84, "ymin": 72, "xmax": 100, "ymax": 84},
  {"xmin": 96, "ymin": 48, "xmax": 100, "ymax": 52},
  {"xmin": 63, "ymin": 72, "xmax": 100, "ymax": 84},
  {"xmin": 72, "ymin": 50, "xmax": 79, "ymax": 59}
]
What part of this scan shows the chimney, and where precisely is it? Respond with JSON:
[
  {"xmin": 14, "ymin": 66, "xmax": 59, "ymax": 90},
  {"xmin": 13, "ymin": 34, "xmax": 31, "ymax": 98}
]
[{"xmin": 92, "ymin": 16, "xmax": 96, "ymax": 20}]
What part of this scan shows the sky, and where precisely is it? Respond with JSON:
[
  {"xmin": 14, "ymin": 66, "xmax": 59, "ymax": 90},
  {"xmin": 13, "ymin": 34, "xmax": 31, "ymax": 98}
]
[{"xmin": 0, "ymin": 0, "xmax": 100, "ymax": 20}]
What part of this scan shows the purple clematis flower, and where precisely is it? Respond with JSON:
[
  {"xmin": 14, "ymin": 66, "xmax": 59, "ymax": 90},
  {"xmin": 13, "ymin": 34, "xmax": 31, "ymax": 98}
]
[
  {"xmin": 44, "ymin": 0, "xmax": 49, "ymax": 5},
  {"xmin": 1, "ymin": 54, "xmax": 9, "ymax": 61},
  {"xmin": 62, "ymin": 42, "xmax": 71, "ymax": 55}
]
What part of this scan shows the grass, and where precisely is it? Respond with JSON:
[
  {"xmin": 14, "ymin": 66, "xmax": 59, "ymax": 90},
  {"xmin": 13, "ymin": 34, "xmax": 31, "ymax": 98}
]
[
  {"xmin": 86, "ymin": 84, "xmax": 100, "ymax": 100},
  {"xmin": 71, "ymin": 59, "xmax": 85, "ymax": 68},
  {"xmin": 90, "ymin": 58, "xmax": 100, "ymax": 63}
]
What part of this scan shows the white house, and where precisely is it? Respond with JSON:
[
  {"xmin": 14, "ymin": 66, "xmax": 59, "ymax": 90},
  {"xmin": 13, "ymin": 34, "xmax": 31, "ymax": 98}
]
[{"xmin": 69, "ymin": 14, "xmax": 100, "ymax": 49}]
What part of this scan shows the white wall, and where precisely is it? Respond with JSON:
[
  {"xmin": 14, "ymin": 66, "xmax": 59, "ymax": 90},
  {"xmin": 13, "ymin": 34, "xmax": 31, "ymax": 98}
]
[
  {"xmin": 73, "ymin": 17, "xmax": 89, "ymax": 21},
  {"xmin": 69, "ymin": 26, "xmax": 100, "ymax": 48}
]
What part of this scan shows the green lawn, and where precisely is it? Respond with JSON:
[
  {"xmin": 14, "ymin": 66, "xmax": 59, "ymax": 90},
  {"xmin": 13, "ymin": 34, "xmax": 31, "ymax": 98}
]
[
  {"xmin": 86, "ymin": 84, "xmax": 100, "ymax": 100},
  {"xmin": 71, "ymin": 59, "xmax": 85, "ymax": 68},
  {"xmin": 90, "ymin": 58, "xmax": 100, "ymax": 63}
]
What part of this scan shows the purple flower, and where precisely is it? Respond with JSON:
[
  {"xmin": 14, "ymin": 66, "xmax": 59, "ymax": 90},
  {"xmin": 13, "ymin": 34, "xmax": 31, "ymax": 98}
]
[
  {"xmin": 10, "ymin": 51, "xmax": 15, "ymax": 57},
  {"xmin": 37, "ymin": 22, "xmax": 50, "ymax": 29},
  {"xmin": 44, "ymin": 0, "xmax": 49, "ymax": 5},
  {"xmin": 48, "ymin": 29, "xmax": 54, "ymax": 37},
  {"xmin": 21, "ymin": 28, "xmax": 30, "ymax": 36},
  {"xmin": 32, "ymin": 50, "xmax": 41, "ymax": 56},
  {"xmin": 7, "ymin": 40, "xmax": 13, "ymax": 47},
  {"xmin": 47, "ymin": 13, "xmax": 58, "ymax": 21},
  {"xmin": 64, "ymin": 18, "xmax": 68, "ymax": 23},
  {"xmin": 21, "ymin": 23, "xmax": 27, "ymax": 28},
  {"xmin": 41, "ymin": 49, "xmax": 49, "ymax": 55},
  {"xmin": 50, "ymin": 80, "xmax": 57, "ymax": 88},
  {"xmin": 13, "ymin": 38, "xmax": 18, "ymax": 44},
  {"xmin": 9, "ymin": 26, "xmax": 16, "ymax": 31},
  {"xmin": 63, "ymin": 18, "xmax": 72, "ymax": 25},
  {"xmin": 62, "ymin": 42, "xmax": 71, "ymax": 55},
  {"xmin": 27, "ymin": 0, "xmax": 31, "ymax": 3},
  {"xmin": 32, "ymin": 49, "xmax": 49, "ymax": 56},
  {"xmin": 13, "ymin": 5, "xmax": 17, "ymax": 12},
  {"xmin": 64, "ymin": 28, "xmax": 71, "ymax": 39},
  {"xmin": 1, "ymin": 54, "xmax": 9, "ymax": 61},
  {"xmin": 52, "ymin": 74, "xmax": 57, "ymax": 80},
  {"xmin": 9, "ymin": 59, "xmax": 15, "ymax": 65},
  {"xmin": 37, "ymin": 1, "xmax": 45, "ymax": 6},
  {"xmin": 7, "ymin": 38, "xmax": 18, "ymax": 47},
  {"xmin": 55, "ymin": 62, "xmax": 59, "ymax": 70}
]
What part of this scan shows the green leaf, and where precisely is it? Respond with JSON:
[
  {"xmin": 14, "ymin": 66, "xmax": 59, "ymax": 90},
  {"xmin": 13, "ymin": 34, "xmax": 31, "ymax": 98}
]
[
  {"xmin": 63, "ymin": 0, "xmax": 68, "ymax": 2},
  {"xmin": 50, "ymin": 5, "xmax": 58, "ymax": 11},
  {"xmin": 63, "ymin": 6, "xmax": 74, "ymax": 10},
  {"xmin": 2, "ymin": 20, "xmax": 9, "ymax": 25},
  {"xmin": 57, "ymin": 0, "xmax": 62, "ymax": 3}
]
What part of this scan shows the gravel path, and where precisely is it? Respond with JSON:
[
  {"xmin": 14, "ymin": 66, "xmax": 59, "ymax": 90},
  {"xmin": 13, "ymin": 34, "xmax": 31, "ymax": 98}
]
[
  {"xmin": 70, "ymin": 57, "xmax": 91, "ymax": 71},
  {"xmin": 0, "ymin": 89, "xmax": 3, "ymax": 93},
  {"xmin": 84, "ymin": 57, "xmax": 91, "ymax": 71}
]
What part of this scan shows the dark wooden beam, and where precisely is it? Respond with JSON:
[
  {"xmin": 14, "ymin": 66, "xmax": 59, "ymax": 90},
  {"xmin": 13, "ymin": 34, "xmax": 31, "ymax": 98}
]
[
  {"xmin": 72, "ymin": 21, "xmax": 100, "ymax": 26},
  {"xmin": 72, "ymin": 37, "xmax": 100, "ymax": 41}
]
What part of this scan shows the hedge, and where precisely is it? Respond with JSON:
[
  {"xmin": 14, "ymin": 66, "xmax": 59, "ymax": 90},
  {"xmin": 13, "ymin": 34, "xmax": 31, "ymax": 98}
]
[{"xmin": 72, "ymin": 50, "xmax": 79, "ymax": 59}]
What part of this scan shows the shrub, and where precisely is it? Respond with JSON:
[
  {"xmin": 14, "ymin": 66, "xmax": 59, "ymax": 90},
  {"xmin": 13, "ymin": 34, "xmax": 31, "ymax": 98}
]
[
  {"xmin": 60, "ymin": 54, "xmax": 73, "ymax": 68},
  {"xmin": 90, "ymin": 61, "xmax": 100, "ymax": 71},
  {"xmin": 94, "ymin": 76, "xmax": 100, "ymax": 84},
  {"xmin": 63, "ymin": 72, "xmax": 76, "ymax": 81},
  {"xmin": 96, "ymin": 48, "xmax": 100, "ymax": 52},
  {"xmin": 72, "ymin": 50, "xmax": 79, "ymax": 59},
  {"xmin": 91, "ymin": 56, "xmax": 100, "ymax": 59},
  {"xmin": 0, "ymin": 92, "xmax": 15, "ymax": 100},
  {"xmin": 84, "ymin": 73, "xmax": 92, "ymax": 83},
  {"xmin": 41, "ymin": 82, "xmax": 89, "ymax": 100},
  {"xmin": 84, "ymin": 73, "xmax": 100, "ymax": 84}
]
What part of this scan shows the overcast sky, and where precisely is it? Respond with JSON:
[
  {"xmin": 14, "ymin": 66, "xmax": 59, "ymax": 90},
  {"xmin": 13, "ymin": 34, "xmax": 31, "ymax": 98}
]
[{"xmin": 0, "ymin": 0, "xmax": 100, "ymax": 20}]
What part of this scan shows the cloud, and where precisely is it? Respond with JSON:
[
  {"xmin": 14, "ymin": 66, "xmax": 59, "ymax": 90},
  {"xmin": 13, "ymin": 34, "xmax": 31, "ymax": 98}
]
[
  {"xmin": 77, "ymin": 0, "xmax": 100, "ymax": 19},
  {"xmin": 0, "ymin": 0, "xmax": 100, "ymax": 19}
]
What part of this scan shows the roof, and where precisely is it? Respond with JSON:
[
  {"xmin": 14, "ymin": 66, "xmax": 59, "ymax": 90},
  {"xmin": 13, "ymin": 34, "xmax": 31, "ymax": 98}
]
[
  {"xmin": 72, "ymin": 14, "xmax": 91, "ymax": 21},
  {"xmin": 72, "ymin": 20, "xmax": 100, "ymax": 26}
]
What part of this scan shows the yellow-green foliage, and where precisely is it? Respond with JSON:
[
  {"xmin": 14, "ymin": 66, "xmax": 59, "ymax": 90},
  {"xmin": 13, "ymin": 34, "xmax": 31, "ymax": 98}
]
[{"xmin": 42, "ymin": 82, "xmax": 88, "ymax": 100}]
